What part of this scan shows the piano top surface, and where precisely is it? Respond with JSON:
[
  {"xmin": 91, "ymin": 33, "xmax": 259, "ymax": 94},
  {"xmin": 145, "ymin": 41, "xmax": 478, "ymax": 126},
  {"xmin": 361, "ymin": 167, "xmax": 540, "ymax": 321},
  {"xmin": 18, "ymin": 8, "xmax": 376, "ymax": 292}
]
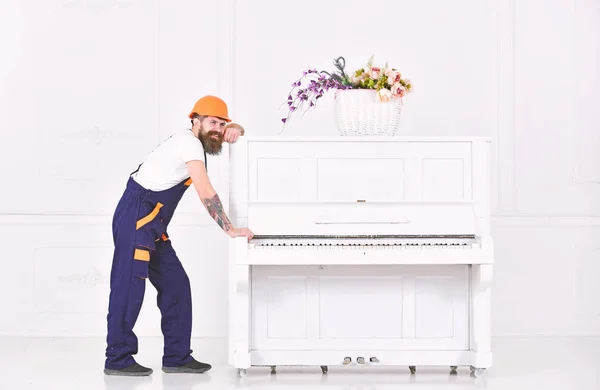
[{"xmin": 238, "ymin": 136, "xmax": 492, "ymax": 143}]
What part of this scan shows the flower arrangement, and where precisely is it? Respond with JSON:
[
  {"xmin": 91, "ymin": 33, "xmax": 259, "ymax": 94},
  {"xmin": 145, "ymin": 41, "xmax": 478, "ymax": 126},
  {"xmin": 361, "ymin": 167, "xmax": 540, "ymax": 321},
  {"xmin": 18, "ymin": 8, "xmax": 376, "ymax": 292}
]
[{"xmin": 281, "ymin": 55, "xmax": 412, "ymax": 125}]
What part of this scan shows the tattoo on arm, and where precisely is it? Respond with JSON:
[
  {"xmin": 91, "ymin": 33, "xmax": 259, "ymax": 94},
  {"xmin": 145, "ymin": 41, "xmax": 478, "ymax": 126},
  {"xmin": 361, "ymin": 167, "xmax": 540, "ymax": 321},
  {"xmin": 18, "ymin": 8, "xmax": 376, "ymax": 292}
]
[{"xmin": 202, "ymin": 194, "xmax": 233, "ymax": 231}]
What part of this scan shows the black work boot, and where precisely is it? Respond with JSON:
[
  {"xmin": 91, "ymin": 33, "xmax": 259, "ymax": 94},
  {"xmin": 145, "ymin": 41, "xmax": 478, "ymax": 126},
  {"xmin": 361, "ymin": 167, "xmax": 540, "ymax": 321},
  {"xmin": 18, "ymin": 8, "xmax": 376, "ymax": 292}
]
[
  {"xmin": 104, "ymin": 362, "xmax": 153, "ymax": 376},
  {"xmin": 162, "ymin": 358, "xmax": 212, "ymax": 373}
]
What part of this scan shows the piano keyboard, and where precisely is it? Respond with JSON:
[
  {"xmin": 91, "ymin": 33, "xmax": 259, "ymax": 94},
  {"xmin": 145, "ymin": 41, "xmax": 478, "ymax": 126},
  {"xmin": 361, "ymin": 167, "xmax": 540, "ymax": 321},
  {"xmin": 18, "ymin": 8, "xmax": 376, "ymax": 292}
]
[
  {"xmin": 250, "ymin": 235, "xmax": 478, "ymax": 249},
  {"xmin": 237, "ymin": 234, "xmax": 492, "ymax": 265}
]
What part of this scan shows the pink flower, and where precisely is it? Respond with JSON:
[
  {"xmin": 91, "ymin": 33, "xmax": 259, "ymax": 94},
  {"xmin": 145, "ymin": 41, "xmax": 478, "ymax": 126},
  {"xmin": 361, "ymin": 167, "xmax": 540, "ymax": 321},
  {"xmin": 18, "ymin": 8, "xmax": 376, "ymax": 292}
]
[
  {"xmin": 370, "ymin": 66, "xmax": 381, "ymax": 79},
  {"xmin": 387, "ymin": 70, "xmax": 402, "ymax": 84},
  {"xmin": 377, "ymin": 88, "xmax": 392, "ymax": 102},
  {"xmin": 391, "ymin": 83, "xmax": 406, "ymax": 98}
]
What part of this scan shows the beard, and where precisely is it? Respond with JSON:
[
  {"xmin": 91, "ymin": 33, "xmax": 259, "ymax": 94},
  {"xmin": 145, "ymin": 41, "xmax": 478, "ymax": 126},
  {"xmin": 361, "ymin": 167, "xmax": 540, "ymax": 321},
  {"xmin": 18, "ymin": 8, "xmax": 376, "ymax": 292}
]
[{"xmin": 198, "ymin": 128, "xmax": 224, "ymax": 155}]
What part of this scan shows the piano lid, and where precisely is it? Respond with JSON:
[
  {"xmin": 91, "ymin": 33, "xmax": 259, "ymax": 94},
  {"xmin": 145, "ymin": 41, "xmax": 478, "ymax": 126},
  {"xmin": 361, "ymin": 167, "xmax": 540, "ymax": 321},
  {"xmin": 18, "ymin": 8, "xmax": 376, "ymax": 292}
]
[{"xmin": 247, "ymin": 202, "xmax": 477, "ymax": 237}]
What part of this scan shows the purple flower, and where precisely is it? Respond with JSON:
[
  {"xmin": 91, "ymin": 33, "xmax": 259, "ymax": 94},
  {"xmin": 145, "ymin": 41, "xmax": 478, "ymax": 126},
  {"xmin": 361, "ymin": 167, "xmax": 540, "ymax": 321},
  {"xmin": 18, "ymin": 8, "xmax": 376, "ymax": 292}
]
[{"xmin": 280, "ymin": 61, "xmax": 355, "ymax": 129}]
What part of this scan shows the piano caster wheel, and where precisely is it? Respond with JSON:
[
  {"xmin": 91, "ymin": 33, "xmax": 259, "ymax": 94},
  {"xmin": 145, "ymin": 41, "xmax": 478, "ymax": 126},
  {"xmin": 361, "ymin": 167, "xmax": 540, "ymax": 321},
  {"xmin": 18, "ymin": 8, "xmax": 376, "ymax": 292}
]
[
  {"xmin": 409, "ymin": 366, "xmax": 416, "ymax": 374},
  {"xmin": 237, "ymin": 368, "xmax": 247, "ymax": 377},
  {"xmin": 470, "ymin": 366, "xmax": 486, "ymax": 378},
  {"xmin": 450, "ymin": 366, "xmax": 458, "ymax": 374},
  {"xmin": 321, "ymin": 365, "xmax": 328, "ymax": 374},
  {"xmin": 270, "ymin": 366, "xmax": 276, "ymax": 374}
]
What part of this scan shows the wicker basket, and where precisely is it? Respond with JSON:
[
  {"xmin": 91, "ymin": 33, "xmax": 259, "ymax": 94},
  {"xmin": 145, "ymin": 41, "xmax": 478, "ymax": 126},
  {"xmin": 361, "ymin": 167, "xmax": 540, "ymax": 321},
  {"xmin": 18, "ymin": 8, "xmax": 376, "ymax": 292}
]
[{"xmin": 334, "ymin": 89, "xmax": 402, "ymax": 136}]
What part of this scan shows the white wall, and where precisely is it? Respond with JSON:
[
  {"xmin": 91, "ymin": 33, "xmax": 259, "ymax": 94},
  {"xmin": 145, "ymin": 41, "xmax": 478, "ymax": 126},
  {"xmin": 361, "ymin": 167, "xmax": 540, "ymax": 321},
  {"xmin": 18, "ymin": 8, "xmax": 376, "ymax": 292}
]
[{"xmin": 1, "ymin": 0, "xmax": 598, "ymax": 338}]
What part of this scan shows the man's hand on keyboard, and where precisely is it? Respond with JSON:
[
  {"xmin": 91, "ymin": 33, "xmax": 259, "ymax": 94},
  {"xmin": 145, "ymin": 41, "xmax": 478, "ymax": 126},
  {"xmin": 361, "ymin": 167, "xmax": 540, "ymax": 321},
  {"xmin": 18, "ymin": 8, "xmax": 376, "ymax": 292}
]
[{"xmin": 228, "ymin": 227, "xmax": 255, "ymax": 242}]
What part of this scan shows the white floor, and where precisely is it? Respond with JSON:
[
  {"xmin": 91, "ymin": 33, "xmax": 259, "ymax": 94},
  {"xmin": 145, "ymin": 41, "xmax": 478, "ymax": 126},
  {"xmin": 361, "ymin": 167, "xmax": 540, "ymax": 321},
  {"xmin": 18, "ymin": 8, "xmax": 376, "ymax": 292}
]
[{"xmin": 0, "ymin": 336, "xmax": 597, "ymax": 390}]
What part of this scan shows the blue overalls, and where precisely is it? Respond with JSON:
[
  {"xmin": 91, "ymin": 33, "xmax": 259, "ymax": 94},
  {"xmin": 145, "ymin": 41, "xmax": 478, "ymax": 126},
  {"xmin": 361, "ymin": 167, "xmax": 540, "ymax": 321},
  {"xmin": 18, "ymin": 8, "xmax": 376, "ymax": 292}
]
[{"xmin": 105, "ymin": 159, "xmax": 205, "ymax": 370}]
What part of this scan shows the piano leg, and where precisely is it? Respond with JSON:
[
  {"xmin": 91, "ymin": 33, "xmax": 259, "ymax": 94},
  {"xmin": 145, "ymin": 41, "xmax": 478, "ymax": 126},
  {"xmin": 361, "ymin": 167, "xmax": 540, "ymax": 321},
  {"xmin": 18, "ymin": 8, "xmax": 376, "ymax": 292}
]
[
  {"xmin": 230, "ymin": 238, "xmax": 251, "ymax": 373},
  {"xmin": 470, "ymin": 264, "xmax": 493, "ymax": 376}
]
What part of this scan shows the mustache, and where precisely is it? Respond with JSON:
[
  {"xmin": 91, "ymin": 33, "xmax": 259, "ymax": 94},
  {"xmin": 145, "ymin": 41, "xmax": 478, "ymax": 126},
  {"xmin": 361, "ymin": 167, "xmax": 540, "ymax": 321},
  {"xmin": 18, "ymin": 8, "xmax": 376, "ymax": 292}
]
[{"xmin": 206, "ymin": 131, "xmax": 223, "ymax": 140}]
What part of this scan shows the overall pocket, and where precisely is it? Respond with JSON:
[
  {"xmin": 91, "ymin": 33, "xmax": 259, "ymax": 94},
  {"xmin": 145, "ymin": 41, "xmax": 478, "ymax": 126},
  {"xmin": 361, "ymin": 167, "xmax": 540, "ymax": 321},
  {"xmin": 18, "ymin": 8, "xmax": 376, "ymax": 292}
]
[
  {"xmin": 132, "ymin": 199, "xmax": 166, "ymax": 279},
  {"xmin": 132, "ymin": 246, "xmax": 151, "ymax": 279}
]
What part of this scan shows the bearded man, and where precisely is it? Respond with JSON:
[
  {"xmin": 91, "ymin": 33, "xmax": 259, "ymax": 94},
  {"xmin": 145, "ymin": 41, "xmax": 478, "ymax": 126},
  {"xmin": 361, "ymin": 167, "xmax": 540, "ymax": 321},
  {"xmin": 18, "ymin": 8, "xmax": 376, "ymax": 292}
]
[{"xmin": 103, "ymin": 95, "xmax": 254, "ymax": 376}]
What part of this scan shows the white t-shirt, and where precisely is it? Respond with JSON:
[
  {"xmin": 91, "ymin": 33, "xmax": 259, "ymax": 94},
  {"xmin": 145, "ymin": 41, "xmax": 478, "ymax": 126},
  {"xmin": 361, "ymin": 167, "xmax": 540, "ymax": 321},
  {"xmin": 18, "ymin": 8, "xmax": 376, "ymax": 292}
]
[{"xmin": 132, "ymin": 129, "xmax": 206, "ymax": 191}]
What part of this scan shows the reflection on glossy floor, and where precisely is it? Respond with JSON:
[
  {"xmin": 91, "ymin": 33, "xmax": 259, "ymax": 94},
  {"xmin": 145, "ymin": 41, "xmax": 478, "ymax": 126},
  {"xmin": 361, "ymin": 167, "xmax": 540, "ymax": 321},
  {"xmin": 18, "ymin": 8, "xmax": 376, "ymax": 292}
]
[{"xmin": 0, "ymin": 336, "xmax": 597, "ymax": 390}]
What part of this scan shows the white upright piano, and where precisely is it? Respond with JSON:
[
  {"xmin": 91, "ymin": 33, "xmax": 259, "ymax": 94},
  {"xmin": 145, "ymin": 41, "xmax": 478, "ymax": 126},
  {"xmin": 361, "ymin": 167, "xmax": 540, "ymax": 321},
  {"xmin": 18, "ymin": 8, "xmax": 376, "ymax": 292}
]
[{"xmin": 228, "ymin": 136, "xmax": 493, "ymax": 377}]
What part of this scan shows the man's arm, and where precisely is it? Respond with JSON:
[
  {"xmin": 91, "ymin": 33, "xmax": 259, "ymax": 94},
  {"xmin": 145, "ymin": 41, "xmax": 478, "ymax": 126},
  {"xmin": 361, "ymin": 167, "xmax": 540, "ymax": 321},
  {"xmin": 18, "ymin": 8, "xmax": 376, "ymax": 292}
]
[
  {"xmin": 186, "ymin": 159, "xmax": 232, "ymax": 232},
  {"xmin": 223, "ymin": 123, "xmax": 244, "ymax": 143},
  {"xmin": 186, "ymin": 159, "xmax": 254, "ymax": 240},
  {"xmin": 202, "ymin": 193, "xmax": 232, "ymax": 232}
]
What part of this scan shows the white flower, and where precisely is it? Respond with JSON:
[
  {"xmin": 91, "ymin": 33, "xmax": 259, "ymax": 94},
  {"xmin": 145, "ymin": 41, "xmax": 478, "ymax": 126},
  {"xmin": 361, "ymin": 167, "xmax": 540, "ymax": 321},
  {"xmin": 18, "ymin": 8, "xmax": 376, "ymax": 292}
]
[
  {"xmin": 350, "ymin": 75, "xmax": 363, "ymax": 86},
  {"xmin": 370, "ymin": 66, "xmax": 381, "ymax": 80},
  {"xmin": 377, "ymin": 88, "xmax": 392, "ymax": 102}
]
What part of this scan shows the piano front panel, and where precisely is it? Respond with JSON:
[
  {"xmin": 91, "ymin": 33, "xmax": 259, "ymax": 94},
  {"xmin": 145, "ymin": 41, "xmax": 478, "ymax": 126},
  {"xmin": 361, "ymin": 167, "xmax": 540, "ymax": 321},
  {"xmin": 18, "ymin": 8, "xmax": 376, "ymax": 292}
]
[
  {"xmin": 415, "ymin": 275, "xmax": 466, "ymax": 338},
  {"xmin": 251, "ymin": 265, "xmax": 469, "ymax": 352},
  {"xmin": 318, "ymin": 158, "xmax": 406, "ymax": 201},
  {"xmin": 422, "ymin": 158, "xmax": 466, "ymax": 201},
  {"xmin": 318, "ymin": 275, "xmax": 405, "ymax": 339},
  {"xmin": 248, "ymin": 141, "xmax": 473, "ymax": 203},
  {"xmin": 259, "ymin": 275, "xmax": 308, "ymax": 339},
  {"xmin": 256, "ymin": 158, "xmax": 302, "ymax": 201}
]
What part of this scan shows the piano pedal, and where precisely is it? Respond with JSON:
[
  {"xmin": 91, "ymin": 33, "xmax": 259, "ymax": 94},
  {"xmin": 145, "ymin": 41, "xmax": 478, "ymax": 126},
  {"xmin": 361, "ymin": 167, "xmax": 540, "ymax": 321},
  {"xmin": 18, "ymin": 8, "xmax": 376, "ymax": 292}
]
[
  {"xmin": 369, "ymin": 357, "xmax": 380, "ymax": 364},
  {"xmin": 343, "ymin": 357, "xmax": 352, "ymax": 365},
  {"xmin": 356, "ymin": 357, "xmax": 365, "ymax": 365}
]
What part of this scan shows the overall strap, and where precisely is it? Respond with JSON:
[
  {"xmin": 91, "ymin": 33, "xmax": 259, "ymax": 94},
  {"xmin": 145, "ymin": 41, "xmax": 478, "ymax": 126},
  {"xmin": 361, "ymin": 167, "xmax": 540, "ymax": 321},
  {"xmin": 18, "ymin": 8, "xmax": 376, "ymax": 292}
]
[{"xmin": 130, "ymin": 163, "xmax": 142, "ymax": 176}]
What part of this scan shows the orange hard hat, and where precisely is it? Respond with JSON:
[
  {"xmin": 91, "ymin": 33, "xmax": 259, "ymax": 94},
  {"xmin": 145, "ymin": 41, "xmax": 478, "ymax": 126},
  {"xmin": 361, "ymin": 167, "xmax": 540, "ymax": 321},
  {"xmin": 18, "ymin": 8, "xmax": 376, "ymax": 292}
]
[{"xmin": 188, "ymin": 95, "xmax": 232, "ymax": 122}]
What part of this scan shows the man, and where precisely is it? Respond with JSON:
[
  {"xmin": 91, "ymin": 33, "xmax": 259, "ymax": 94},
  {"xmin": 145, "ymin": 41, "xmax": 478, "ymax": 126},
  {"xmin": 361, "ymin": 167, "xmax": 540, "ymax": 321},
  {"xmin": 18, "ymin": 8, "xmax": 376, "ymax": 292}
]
[{"xmin": 104, "ymin": 95, "xmax": 254, "ymax": 376}]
